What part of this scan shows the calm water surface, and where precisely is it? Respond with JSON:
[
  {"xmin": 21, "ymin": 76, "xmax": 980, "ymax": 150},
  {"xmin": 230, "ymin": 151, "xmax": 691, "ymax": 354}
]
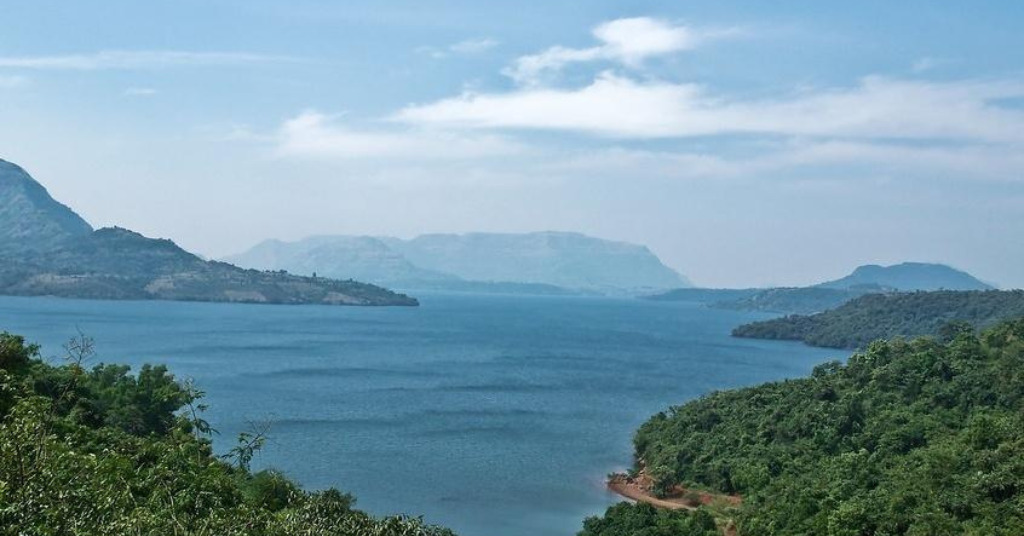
[{"xmin": 0, "ymin": 292, "xmax": 844, "ymax": 536}]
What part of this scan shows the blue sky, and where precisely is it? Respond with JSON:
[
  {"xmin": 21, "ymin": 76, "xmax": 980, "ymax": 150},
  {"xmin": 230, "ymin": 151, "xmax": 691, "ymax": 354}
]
[{"xmin": 1, "ymin": 0, "xmax": 1022, "ymax": 287}]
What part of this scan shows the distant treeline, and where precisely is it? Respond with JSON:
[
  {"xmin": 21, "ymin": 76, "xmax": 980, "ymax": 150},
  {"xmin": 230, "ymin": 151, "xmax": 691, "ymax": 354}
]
[
  {"xmin": 644, "ymin": 286, "xmax": 884, "ymax": 315},
  {"xmin": 732, "ymin": 290, "xmax": 1024, "ymax": 349},
  {"xmin": 581, "ymin": 318, "xmax": 1024, "ymax": 535}
]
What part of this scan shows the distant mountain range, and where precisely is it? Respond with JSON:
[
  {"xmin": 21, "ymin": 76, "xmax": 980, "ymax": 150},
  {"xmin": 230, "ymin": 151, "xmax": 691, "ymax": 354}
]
[
  {"xmin": 225, "ymin": 232, "xmax": 690, "ymax": 296},
  {"xmin": 647, "ymin": 262, "xmax": 994, "ymax": 315},
  {"xmin": 0, "ymin": 159, "xmax": 416, "ymax": 306}
]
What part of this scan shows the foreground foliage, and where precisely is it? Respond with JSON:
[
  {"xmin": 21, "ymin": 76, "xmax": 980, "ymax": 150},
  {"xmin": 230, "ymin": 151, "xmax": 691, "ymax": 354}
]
[
  {"xmin": 0, "ymin": 331, "xmax": 454, "ymax": 535},
  {"xmin": 578, "ymin": 503, "xmax": 720, "ymax": 536},
  {"xmin": 733, "ymin": 289, "xmax": 1024, "ymax": 348},
  {"xmin": 601, "ymin": 318, "xmax": 1024, "ymax": 535}
]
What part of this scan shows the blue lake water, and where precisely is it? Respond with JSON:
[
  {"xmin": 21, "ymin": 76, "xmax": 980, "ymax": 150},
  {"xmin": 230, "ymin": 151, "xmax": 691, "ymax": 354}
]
[{"xmin": 0, "ymin": 292, "xmax": 844, "ymax": 536}]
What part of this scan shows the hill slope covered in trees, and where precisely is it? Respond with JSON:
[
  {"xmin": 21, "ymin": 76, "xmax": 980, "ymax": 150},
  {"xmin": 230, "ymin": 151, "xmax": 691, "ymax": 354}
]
[
  {"xmin": 581, "ymin": 318, "xmax": 1024, "ymax": 535},
  {"xmin": 732, "ymin": 290, "xmax": 1024, "ymax": 349},
  {"xmin": 0, "ymin": 159, "xmax": 416, "ymax": 306}
]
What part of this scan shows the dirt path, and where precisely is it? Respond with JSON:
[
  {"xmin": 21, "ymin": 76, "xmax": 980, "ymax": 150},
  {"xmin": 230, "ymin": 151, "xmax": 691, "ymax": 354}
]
[
  {"xmin": 606, "ymin": 471, "xmax": 742, "ymax": 510},
  {"xmin": 607, "ymin": 475, "xmax": 698, "ymax": 510}
]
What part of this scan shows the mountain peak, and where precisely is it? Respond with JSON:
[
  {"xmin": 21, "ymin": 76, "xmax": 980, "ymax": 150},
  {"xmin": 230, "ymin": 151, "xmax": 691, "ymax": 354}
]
[
  {"xmin": 820, "ymin": 262, "xmax": 993, "ymax": 291},
  {"xmin": 0, "ymin": 159, "xmax": 93, "ymax": 253}
]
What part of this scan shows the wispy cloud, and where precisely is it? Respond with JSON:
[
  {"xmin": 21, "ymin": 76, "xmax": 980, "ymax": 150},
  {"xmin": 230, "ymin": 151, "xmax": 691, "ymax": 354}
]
[
  {"xmin": 0, "ymin": 50, "xmax": 297, "ymax": 70},
  {"xmin": 417, "ymin": 38, "xmax": 499, "ymax": 59},
  {"xmin": 396, "ymin": 73, "xmax": 1024, "ymax": 143},
  {"xmin": 503, "ymin": 17, "xmax": 736, "ymax": 85},
  {"xmin": 123, "ymin": 87, "xmax": 158, "ymax": 97},
  {"xmin": 553, "ymin": 141, "xmax": 1024, "ymax": 183},
  {"xmin": 274, "ymin": 110, "xmax": 524, "ymax": 161},
  {"xmin": 449, "ymin": 38, "xmax": 499, "ymax": 54},
  {"xmin": 912, "ymin": 57, "xmax": 953, "ymax": 73}
]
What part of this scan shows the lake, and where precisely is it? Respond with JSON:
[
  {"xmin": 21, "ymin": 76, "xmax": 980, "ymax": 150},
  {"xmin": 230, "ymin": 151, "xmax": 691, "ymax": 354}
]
[{"xmin": 0, "ymin": 292, "xmax": 844, "ymax": 536}]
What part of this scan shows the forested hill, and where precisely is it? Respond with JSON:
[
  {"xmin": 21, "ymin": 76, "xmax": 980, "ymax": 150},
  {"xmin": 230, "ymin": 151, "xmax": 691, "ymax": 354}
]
[
  {"xmin": 0, "ymin": 159, "xmax": 416, "ymax": 306},
  {"xmin": 732, "ymin": 290, "xmax": 1024, "ymax": 349},
  {"xmin": 0, "ymin": 330, "xmax": 455, "ymax": 535},
  {"xmin": 581, "ymin": 319, "xmax": 1024, "ymax": 535}
]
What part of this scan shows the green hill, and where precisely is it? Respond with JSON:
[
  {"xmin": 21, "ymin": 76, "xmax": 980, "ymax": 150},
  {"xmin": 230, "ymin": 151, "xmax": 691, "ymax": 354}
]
[
  {"xmin": 0, "ymin": 159, "xmax": 415, "ymax": 306},
  {"xmin": 582, "ymin": 319, "xmax": 1024, "ymax": 535},
  {"xmin": 732, "ymin": 290, "xmax": 1024, "ymax": 349}
]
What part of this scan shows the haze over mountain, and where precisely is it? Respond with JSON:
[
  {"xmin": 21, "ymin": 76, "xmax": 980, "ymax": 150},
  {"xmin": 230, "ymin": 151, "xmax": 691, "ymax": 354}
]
[
  {"xmin": 0, "ymin": 159, "xmax": 415, "ymax": 306},
  {"xmin": 648, "ymin": 262, "xmax": 995, "ymax": 315},
  {"xmin": 226, "ymin": 232, "xmax": 690, "ymax": 295},
  {"xmin": 818, "ymin": 262, "xmax": 994, "ymax": 291}
]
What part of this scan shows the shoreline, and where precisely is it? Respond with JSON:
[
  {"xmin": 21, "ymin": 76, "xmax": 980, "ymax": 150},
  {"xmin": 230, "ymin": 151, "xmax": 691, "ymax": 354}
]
[{"xmin": 606, "ymin": 471, "xmax": 742, "ymax": 511}]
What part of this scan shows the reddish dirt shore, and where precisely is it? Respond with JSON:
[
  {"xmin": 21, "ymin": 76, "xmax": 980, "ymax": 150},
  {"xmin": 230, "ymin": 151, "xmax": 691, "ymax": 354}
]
[{"xmin": 606, "ymin": 471, "xmax": 742, "ymax": 510}]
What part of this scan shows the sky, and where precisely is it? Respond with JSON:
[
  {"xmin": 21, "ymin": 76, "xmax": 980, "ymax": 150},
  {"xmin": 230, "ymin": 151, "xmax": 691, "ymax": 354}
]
[{"xmin": 1, "ymin": 0, "xmax": 1022, "ymax": 288}]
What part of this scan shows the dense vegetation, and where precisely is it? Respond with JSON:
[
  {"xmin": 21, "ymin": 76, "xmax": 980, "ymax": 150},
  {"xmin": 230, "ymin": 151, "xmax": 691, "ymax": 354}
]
[
  {"xmin": 0, "ymin": 331, "xmax": 453, "ymax": 535},
  {"xmin": 734, "ymin": 290, "xmax": 1024, "ymax": 348},
  {"xmin": 587, "ymin": 318, "xmax": 1024, "ymax": 535},
  {"xmin": 579, "ymin": 503, "xmax": 720, "ymax": 536}
]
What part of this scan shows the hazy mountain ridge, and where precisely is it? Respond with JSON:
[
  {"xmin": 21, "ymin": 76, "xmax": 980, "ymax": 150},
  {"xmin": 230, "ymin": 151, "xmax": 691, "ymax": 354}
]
[
  {"xmin": 647, "ymin": 262, "xmax": 994, "ymax": 315},
  {"xmin": 227, "ymin": 232, "xmax": 690, "ymax": 295},
  {"xmin": 819, "ymin": 262, "xmax": 993, "ymax": 291},
  {"xmin": 0, "ymin": 159, "xmax": 416, "ymax": 306}
]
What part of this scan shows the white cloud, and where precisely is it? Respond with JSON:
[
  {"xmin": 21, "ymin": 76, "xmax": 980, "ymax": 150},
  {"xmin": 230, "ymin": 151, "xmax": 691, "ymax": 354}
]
[
  {"xmin": 396, "ymin": 73, "xmax": 1024, "ymax": 143},
  {"xmin": 123, "ymin": 87, "xmax": 158, "ymax": 96},
  {"xmin": 503, "ymin": 17, "xmax": 723, "ymax": 85},
  {"xmin": 0, "ymin": 50, "xmax": 295, "ymax": 70},
  {"xmin": 274, "ymin": 110, "xmax": 524, "ymax": 161},
  {"xmin": 542, "ymin": 139, "xmax": 1024, "ymax": 184}
]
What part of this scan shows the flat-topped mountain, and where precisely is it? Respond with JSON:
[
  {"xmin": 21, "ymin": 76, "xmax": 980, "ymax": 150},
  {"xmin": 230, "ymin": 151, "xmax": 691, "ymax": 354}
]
[
  {"xmin": 226, "ymin": 232, "xmax": 690, "ymax": 295},
  {"xmin": 0, "ymin": 159, "xmax": 416, "ymax": 306},
  {"xmin": 226, "ymin": 235, "xmax": 459, "ymax": 287},
  {"xmin": 819, "ymin": 262, "xmax": 993, "ymax": 291}
]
